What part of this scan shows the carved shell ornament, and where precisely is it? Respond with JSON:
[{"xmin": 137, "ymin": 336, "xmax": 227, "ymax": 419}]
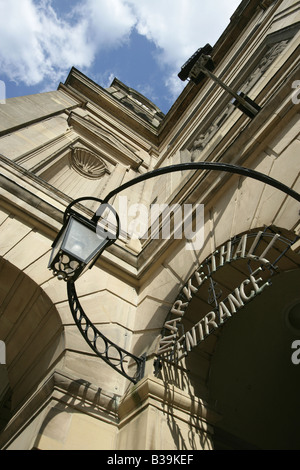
[{"xmin": 71, "ymin": 147, "xmax": 108, "ymax": 179}]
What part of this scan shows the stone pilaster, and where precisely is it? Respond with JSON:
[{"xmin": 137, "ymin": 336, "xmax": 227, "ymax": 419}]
[{"xmin": 117, "ymin": 375, "xmax": 219, "ymax": 450}]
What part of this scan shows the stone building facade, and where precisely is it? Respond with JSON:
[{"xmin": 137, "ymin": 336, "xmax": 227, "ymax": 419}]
[{"xmin": 0, "ymin": 0, "xmax": 299, "ymax": 450}]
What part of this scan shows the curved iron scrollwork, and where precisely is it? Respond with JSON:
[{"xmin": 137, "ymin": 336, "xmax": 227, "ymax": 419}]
[
  {"xmin": 61, "ymin": 162, "xmax": 300, "ymax": 384},
  {"xmin": 67, "ymin": 280, "xmax": 146, "ymax": 384}
]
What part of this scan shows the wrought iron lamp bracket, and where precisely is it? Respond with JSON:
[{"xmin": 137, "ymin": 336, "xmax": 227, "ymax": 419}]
[
  {"xmin": 56, "ymin": 163, "xmax": 300, "ymax": 385},
  {"xmin": 67, "ymin": 280, "xmax": 146, "ymax": 384}
]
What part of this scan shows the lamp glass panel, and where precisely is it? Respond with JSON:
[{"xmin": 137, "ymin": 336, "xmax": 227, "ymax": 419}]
[
  {"xmin": 62, "ymin": 216, "xmax": 107, "ymax": 263},
  {"xmin": 48, "ymin": 231, "xmax": 64, "ymax": 268}
]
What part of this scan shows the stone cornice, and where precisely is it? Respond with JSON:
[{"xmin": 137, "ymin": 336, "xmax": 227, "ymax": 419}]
[
  {"xmin": 60, "ymin": 69, "xmax": 160, "ymax": 143},
  {"xmin": 0, "ymin": 157, "xmax": 140, "ymax": 281},
  {"xmin": 68, "ymin": 112, "xmax": 144, "ymax": 169}
]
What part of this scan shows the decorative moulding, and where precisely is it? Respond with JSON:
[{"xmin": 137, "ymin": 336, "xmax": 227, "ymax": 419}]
[
  {"xmin": 70, "ymin": 146, "xmax": 109, "ymax": 179},
  {"xmin": 68, "ymin": 112, "xmax": 144, "ymax": 169},
  {"xmin": 118, "ymin": 375, "xmax": 220, "ymax": 426}
]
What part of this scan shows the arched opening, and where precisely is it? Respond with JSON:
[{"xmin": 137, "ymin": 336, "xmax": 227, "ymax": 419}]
[
  {"xmin": 171, "ymin": 227, "xmax": 300, "ymax": 449},
  {"xmin": 209, "ymin": 268, "xmax": 300, "ymax": 450},
  {"xmin": 0, "ymin": 257, "xmax": 64, "ymax": 434}
]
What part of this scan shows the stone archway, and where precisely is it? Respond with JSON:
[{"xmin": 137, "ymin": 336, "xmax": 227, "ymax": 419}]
[
  {"xmin": 173, "ymin": 227, "xmax": 300, "ymax": 449},
  {"xmin": 0, "ymin": 257, "xmax": 64, "ymax": 432}
]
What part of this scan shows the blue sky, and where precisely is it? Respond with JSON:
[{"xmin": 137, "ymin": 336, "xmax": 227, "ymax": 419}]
[{"xmin": 0, "ymin": 0, "xmax": 241, "ymax": 114}]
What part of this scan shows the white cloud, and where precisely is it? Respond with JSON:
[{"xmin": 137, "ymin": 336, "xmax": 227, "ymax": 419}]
[
  {"xmin": 0, "ymin": 0, "xmax": 44, "ymax": 85},
  {"xmin": 128, "ymin": 0, "xmax": 241, "ymax": 67},
  {"xmin": 126, "ymin": 0, "xmax": 241, "ymax": 99},
  {"xmin": 81, "ymin": 0, "xmax": 135, "ymax": 47},
  {"xmin": 0, "ymin": 0, "xmax": 241, "ymax": 103},
  {"xmin": 164, "ymin": 72, "xmax": 186, "ymax": 102},
  {"xmin": 0, "ymin": 0, "xmax": 135, "ymax": 88},
  {"xmin": 0, "ymin": 0, "xmax": 86, "ymax": 86}
]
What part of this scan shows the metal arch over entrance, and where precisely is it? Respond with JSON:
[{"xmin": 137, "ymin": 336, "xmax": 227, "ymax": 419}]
[
  {"xmin": 156, "ymin": 226, "xmax": 300, "ymax": 366},
  {"xmin": 66, "ymin": 162, "xmax": 300, "ymax": 384}
]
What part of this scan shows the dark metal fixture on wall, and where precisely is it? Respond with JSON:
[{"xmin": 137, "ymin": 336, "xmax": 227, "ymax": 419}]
[{"xmin": 178, "ymin": 44, "xmax": 261, "ymax": 118}]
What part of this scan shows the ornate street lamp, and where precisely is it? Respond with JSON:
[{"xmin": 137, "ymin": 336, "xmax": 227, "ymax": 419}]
[
  {"xmin": 48, "ymin": 197, "xmax": 119, "ymax": 282},
  {"xmin": 48, "ymin": 196, "xmax": 147, "ymax": 383}
]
